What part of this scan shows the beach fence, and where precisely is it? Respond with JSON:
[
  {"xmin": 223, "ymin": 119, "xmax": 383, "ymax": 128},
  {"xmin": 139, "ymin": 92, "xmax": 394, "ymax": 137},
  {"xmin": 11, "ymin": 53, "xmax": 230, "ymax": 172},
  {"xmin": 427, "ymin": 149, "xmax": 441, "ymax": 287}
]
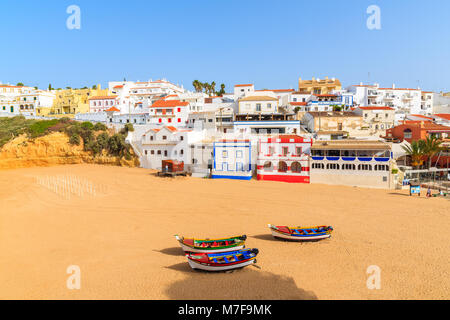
[{"xmin": 35, "ymin": 174, "xmax": 108, "ymax": 199}]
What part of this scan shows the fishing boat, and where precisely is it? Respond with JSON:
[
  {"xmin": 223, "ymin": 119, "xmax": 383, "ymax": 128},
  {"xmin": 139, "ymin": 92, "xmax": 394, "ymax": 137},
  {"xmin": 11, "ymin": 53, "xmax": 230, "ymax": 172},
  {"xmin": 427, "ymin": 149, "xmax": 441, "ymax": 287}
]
[
  {"xmin": 268, "ymin": 224, "xmax": 333, "ymax": 241},
  {"xmin": 175, "ymin": 235, "xmax": 246, "ymax": 253},
  {"xmin": 186, "ymin": 248, "xmax": 259, "ymax": 271}
]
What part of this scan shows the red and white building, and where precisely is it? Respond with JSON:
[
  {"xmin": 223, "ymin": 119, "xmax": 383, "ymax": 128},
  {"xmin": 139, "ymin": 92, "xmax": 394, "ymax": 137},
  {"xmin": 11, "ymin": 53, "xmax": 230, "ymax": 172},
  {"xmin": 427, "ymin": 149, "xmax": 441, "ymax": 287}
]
[
  {"xmin": 148, "ymin": 98, "xmax": 190, "ymax": 126},
  {"xmin": 88, "ymin": 96, "xmax": 117, "ymax": 113},
  {"xmin": 257, "ymin": 135, "xmax": 312, "ymax": 183}
]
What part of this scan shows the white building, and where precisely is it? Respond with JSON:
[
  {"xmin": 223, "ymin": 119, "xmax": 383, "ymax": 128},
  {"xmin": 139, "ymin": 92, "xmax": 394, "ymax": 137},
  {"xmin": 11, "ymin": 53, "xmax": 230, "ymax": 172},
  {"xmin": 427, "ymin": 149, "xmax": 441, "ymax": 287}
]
[
  {"xmin": 348, "ymin": 83, "xmax": 423, "ymax": 114},
  {"xmin": 0, "ymin": 85, "xmax": 55, "ymax": 116},
  {"xmin": 148, "ymin": 97, "xmax": 190, "ymax": 126},
  {"xmin": 88, "ymin": 96, "xmax": 117, "ymax": 113},
  {"xmin": 140, "ymin": 125, "xmax": 203, "ymax": 170},
  {"xmin": 108, "ymin": 79, "xmax": 186, "ymax": 114}
]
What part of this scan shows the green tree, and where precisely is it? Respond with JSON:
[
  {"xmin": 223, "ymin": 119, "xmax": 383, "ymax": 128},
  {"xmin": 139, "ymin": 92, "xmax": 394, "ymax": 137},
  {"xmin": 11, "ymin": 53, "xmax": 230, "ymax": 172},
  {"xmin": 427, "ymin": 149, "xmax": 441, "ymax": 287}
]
[
  {"xmin": 92, "ymin": 85, "xmax": 97, "ymax": 90},
  {"xmin": 69, "ymin": 133, "xmax": 81, "ymax": 145},
  {"xmin": 421, "ymin": 136, "xmax": 443, "ymax": 169},
  {"xmin": 192, "ymin": 80, "xmax": 202, "ymax": 93},
  {"xmin": 93, "ymin": 122, "xmax": 107, "ymax": 131},
  {"xmin": 81, "ymin": 121, "xmax": 94, "ymax": 130},
  {"xmin": 16, "ymin": 83, "xmax": 24, "ymax": 87},
  {"xmin": 401, "ymin": 140, "xmax": 425, "ymax": 168},
  {"xmin": 217, "ymin": 83, "xmax": 226, "ymax": 96}
]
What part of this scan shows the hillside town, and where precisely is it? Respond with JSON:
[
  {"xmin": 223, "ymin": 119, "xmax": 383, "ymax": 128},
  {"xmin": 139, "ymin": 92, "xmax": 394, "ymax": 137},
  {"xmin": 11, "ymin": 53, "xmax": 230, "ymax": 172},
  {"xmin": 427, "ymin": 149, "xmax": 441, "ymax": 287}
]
[{"xmin": 1, "ymin": 76, "xmax": 449, "ymax": 190}]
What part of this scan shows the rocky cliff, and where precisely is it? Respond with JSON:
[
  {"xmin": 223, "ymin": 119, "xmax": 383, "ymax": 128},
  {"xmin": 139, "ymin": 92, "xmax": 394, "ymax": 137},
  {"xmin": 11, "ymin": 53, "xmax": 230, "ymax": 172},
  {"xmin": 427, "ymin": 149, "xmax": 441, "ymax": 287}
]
[{"xmin": 0, "ymin": 132, "xmax": 139, "ymax": 170}]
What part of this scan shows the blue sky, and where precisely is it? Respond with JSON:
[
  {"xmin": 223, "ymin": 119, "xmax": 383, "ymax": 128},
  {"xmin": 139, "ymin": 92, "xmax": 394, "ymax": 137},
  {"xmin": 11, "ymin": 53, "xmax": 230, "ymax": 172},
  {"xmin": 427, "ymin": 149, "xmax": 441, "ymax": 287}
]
[{"xmin": 0, "ymin": 0, "xmax": 449, "ymax": 92}]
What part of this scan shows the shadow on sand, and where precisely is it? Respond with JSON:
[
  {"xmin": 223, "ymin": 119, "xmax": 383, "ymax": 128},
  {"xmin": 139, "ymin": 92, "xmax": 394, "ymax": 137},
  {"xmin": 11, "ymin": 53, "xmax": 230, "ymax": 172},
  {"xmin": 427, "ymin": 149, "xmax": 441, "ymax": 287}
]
[
  {"xmin": 164, "ymin": 262, "xmax": 318, "ymax": 300},
  {"xmin": 250, "ymin": 234, "xmax": 279, "ymax": 242},
  {"xmin": 154, "ymin": 247, "xmax": 185, "ymax": 256}
]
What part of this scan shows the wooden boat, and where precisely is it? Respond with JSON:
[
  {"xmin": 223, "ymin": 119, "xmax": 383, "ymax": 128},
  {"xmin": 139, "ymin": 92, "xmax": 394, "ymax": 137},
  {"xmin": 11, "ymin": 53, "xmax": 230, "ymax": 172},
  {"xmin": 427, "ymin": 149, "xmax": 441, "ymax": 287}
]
[
  {"xmin": 175, "ymin": 235, "xmax": 246, "ymax": 253},
  {"xmin": 186, "ymin": 248, "xmax": 259, "ymax": 271},
  {"xmin": 268, "ymin": 224, "xmax": 333, "ymax": 241}
]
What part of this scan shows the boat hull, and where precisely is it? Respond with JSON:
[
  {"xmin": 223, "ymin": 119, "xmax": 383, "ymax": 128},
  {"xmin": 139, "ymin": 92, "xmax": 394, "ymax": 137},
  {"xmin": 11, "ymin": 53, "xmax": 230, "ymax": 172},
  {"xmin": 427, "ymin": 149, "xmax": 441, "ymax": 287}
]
[
  {"xmin": 179, "ymin": 242, "xmax": 245, "ymax": 253},
  {"xmin": 270, "ymin": 229, "xmax": 331, "ymax": 241},
  {"xmin": 187, "ymin": 258, "xmax": 256, "ymax": 271}
]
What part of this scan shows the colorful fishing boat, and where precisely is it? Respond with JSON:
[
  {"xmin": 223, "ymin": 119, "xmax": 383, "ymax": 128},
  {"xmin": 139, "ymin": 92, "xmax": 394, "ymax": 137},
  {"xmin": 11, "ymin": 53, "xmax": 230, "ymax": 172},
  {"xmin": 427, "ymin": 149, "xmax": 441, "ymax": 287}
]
[
  {"xmin": 175, "ymin": 235, "xmax": 246, "ymax": 253},
  {"xmin": 186, "ymin": 248, "xmax": 259, "ymax": 271},
  {"xmin": 268, "ymin": 224, "xmax": 333, "ymax": 241}
]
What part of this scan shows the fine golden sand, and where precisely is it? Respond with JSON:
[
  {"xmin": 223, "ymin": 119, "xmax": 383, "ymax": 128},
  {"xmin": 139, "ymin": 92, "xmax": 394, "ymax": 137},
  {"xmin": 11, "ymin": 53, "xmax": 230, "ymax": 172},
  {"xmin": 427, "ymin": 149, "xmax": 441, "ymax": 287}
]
[{"xmin": 0, "ymin": 164, "xmax": 449, "ymax": 300}]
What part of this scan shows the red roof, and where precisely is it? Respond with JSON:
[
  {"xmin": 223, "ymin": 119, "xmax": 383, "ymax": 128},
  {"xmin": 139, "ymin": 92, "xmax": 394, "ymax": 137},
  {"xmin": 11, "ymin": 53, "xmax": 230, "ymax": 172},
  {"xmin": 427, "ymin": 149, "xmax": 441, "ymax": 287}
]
[
  {"xmin": 358, "ymin": 106, "xmax": 394, "ymax": 111},
  {"xmin": 266, "ymin": 135, "xmax": 310, "ymax": 144},
  {"xmin": 113, "ymin": 85, "xmax": 123, "ymax": 89},
  {"xmin": 165, "ymin": 126, "xmax": 177, "ymax": 132},
  {"xmin": 409, "ymin": 114, "xmax": 433, "ymax": 120},
  {"xmin": 105, "ymin": 107, "xmax": 120, "ymax": 112},
  {"xmin": 314, "ymin": 94, "xmax": 337, "ymax": 97},
  {"xmin": 88, "ymin": 96, "xmax": 117, "ymax": 100},
  {"xmin": 290, "ymin": 102, "xmax": 307, "ymax": 106},
  {"xmin": 435, "ymin": 114, "xmax": 450, "ymax": 121},
  {"xmin": 234, "ymin": 84, "xmax": 253, "ymax": 87},
  {"xmin": 150, "ymin": 100, "xmax": 189, "ymax": 108}
]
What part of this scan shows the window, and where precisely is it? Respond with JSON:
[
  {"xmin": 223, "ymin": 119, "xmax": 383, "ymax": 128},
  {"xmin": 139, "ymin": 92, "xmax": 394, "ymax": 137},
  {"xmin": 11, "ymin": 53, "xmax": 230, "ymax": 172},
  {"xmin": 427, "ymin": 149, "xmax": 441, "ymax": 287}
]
[
  {"xmin": 403, "ymin": 129, "xmax": 412, "ymax": 139},
  {"xmin": 296, "ymin": 147, "xmax": 302, "ymax": 155},
  {"xmin": 278, "ymin": 161, "xmax": 288, "ymax": 173},
  {"xmin": 180, "ymin": 136, "xmax": 184, "ymax": 141},
  {"xmin": 150, "ymin": 136, "xmax": 154, "ymax": 141},
  {"xmin": 291, "ymin": 162, "xmax": 302, "ymax": 173},
  {"xmin": 263, "ymin": 161, "xmax": 273, "ymax": 172},
  {"xmin": 256, "ymin": 104, "xmax": 261, "ymax": 111},
  {"xmin": 145, "ymin": 150, "xmax": 148, "ymax": 155},
  {"xmin": 236, "ymin": 150, "xmax": 243, "ymax": 158},
  {"xmin": 267, "ymin": 103, "xmax": 271, "ymax": 109},
  {"xmin": 236, "ymin": 162, "xmax": 244, "ymax": 171},
  {"xmin": 326, "ymin": 163, "xmax": 340, "ymax": 170},
  {"xmin": 151, "ymin": 150, "xmax": 155, "ymax": 155},
  {"xmin": 168, "ymin": 118, "xmax": 172, "ymax": 123},
  {"xmin": 282, "ymin": 147, "xmax": 288, "ymax": 156},
  {"xmin": 222, "ymin": 151, "xmax": 228, "ymax": 158},
  {"xmin": 312, "ymin": 163, "xmax": 323, "ymax": 169},
  {"xmin": 164, "ymin": 150, "xmax": 168, "ymax": 157},
  {"xmin": 157, "ymin": 150, "xmax": 161, "ymax": 155},
  {"xmin": 180, "ymin": 149, "xmax": 184, "ymax": 155},
  {"xmin": 177, "ymin": 108, "xmax": 181, "ymax": 112},
  {"xmin": 162, "ymin": 136, "xmax": 167, "ymax": 140},
  {"xmin": 178, "ymin": 118, "xmax": 181, "ymax": 123}
]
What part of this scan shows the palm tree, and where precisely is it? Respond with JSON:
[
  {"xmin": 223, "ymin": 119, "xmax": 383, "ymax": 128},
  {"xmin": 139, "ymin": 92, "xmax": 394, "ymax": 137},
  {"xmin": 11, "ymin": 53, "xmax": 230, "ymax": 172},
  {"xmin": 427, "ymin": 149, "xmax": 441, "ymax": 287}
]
[
  {"xmin": 421, "ymin": 136, "xmax": 443, "ymax": 169},
  {"xmin": 202, "ymin": 82, "xmax": 211, "ymax": 95},
  {"xmin": 218, "ymin": 83, "xmax": 226, "ymax": 96},
  {"xmin": 192, "ymin": 80, "xmax": 202, "ymax": 93},
  {"xmin": 211, "ymin": 81, "xmax": 216, "ymax": 96},
  {"xmin": 401, "ymin": 140, "xmax": 425, "ymax": 168}
]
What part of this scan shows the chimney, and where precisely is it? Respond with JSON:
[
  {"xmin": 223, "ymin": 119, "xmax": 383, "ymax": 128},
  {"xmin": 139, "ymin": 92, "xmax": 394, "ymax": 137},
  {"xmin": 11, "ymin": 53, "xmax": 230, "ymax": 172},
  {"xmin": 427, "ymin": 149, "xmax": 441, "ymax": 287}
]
[
  {"xmin": 312, "ymin": 77, "xmax": 316, "ymax": 81},
  {"xmin": 392, "ymin": 84, "xmax": 396, "ymax": 89},
  {"xmin": 360, "ymin": 82, "xmax": 363, "ymax": 86},
  {"xmin": 325, "ymin": 76, "xmax": 329, "ymax": 80}
]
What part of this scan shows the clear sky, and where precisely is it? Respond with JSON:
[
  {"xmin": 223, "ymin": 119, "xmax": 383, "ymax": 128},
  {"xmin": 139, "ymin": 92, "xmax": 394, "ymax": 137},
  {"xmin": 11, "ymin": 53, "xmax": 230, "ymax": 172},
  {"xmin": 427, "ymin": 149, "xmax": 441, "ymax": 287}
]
[{"xmin": 0, "ymin": 0, "xmax": 449, "ymax": 92}]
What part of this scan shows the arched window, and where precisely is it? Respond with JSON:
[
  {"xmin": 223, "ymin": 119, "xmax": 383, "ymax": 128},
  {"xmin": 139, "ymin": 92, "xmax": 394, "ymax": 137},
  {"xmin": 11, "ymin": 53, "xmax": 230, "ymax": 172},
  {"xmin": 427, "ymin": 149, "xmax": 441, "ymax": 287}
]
[
  {"xmin": 263, "ymin": 161, "xmax": 273, "ymax": 172},
  {"xmin": 291, "ymin": 162, "xmax": 302, "ymax": 173},
  {"xmin": 278, "ymin": 161, "xmax": 288, "ymax": 173},
  {"xmin": 403, "ymin": 128, "xmax": 412, "ymax": 139}
]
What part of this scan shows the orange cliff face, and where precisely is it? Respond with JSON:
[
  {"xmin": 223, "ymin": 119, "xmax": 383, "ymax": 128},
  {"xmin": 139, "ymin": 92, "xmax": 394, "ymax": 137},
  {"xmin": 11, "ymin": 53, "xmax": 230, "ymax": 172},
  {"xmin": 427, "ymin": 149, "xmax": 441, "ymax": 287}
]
[{"xmin": 0, "ymin": 132, "xmax": 139, "ymax": 170}]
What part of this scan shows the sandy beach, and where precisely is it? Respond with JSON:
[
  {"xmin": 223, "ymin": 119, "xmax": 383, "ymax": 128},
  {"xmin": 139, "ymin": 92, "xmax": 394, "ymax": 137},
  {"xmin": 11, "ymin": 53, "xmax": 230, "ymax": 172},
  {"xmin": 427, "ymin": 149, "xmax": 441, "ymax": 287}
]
[{"xmin": 0, "ymin": 164, "xmax": 448, "ymax": 300}]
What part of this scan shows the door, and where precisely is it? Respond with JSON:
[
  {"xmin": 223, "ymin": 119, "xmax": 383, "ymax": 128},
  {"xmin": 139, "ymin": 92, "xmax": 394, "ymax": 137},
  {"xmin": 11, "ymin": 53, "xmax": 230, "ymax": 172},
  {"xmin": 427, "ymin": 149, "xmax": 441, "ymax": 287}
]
[{"xmin": 221, "ymin": 162, "xmax": 228, "ymax": 171}]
